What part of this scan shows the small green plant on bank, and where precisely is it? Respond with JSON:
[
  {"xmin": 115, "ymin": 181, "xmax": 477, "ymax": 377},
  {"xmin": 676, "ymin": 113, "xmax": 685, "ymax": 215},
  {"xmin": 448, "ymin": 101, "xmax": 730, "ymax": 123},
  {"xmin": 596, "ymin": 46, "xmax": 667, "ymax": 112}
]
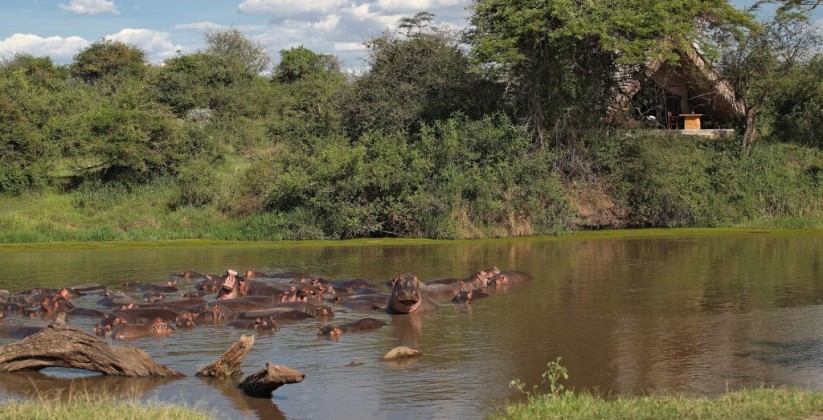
[{"xmin": 509, "ymin": 357, "xmax": 570, "ymax": 398}]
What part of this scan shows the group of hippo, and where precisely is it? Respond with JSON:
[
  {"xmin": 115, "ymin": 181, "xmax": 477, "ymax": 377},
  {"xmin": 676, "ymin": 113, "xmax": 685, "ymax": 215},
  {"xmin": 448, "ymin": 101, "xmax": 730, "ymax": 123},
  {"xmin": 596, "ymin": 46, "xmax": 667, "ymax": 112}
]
[{"xmin": 0, "ymin": 267, "xmax": 533, "ymax": 342}]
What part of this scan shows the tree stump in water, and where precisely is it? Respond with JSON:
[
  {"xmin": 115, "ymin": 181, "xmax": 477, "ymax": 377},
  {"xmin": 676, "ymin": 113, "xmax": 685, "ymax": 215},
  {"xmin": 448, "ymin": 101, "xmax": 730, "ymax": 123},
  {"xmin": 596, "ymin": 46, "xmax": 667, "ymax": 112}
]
[
  {"xmin": 238, "ymin": 363, "xmax": 305, "ymax": 398},
  {"xmin": 0, "ymin": 313, "xmax": 180, "ymax": 377},
  {"xmin": 196, "ymin": 334, "xmax": 255, "ymax": 378}
]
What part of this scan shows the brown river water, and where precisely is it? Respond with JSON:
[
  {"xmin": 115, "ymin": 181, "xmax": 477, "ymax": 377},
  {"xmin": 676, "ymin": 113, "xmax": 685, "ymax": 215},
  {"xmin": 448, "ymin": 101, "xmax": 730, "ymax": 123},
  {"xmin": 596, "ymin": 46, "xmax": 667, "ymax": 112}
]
[{"xmin": 0, "ymin": 231, "xmax": 822, "ymax": 419}]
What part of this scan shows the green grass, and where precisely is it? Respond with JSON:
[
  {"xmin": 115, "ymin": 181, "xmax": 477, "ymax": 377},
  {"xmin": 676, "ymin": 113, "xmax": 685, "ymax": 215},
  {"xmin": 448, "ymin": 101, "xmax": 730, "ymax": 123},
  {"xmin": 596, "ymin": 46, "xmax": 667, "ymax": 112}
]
[
  {"xmin": 0, "ymin": 394, "xmax": 213, "ymax": 420},
  {"xmin": 491, "ymin": 387, "xmax": 823, "ymax": 420}
]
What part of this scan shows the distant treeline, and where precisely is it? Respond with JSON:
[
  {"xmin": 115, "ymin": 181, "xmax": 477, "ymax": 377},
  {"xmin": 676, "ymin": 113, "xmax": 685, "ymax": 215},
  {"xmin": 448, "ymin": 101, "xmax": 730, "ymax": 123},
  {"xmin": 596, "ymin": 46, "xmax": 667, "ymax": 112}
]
[{"xmin": 0, "ymin": 4, "xmax": 821, "ymax": 241}]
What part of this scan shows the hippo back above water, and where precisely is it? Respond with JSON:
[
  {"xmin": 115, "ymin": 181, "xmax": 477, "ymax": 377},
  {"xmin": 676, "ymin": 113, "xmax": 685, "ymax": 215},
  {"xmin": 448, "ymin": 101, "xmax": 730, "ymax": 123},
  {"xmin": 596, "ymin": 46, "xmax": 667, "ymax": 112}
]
[
  {"xmin": 387, "ymin": 273, "xmax": 439, "ymax": 315},
  {"xmin": 489, "ymin": 270, "xmax": 533, "ymax": 288}
]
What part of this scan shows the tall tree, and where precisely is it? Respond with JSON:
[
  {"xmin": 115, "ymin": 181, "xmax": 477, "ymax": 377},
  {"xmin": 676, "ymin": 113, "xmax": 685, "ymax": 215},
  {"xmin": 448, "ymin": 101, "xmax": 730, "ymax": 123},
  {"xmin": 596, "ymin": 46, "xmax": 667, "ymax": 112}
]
[
  {"xmin": 204, "ymin": 28, "xmax": 271, "ymax": 74},
  {"xmin": 717, "ymin": 0, "xmax": 822, "ymax": 154},
  {"xmin": 341, "ymin": 12, "xmax": 496, "ymax": 139}
]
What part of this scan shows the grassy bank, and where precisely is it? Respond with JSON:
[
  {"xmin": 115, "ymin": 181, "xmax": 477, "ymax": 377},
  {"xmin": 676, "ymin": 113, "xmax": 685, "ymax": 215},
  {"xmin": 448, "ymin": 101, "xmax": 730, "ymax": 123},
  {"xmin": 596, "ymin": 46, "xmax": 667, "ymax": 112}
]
[
  {"xmin": 492, "ymin": 388, "xmax": 823, "ymax": 420},
  {"xmin": 0, "ymin": 395, "xmax": 212, "ymax": 420},
  {"xmin": 0, "ymin": 135, "xmax": 820, "ymax": 243}
]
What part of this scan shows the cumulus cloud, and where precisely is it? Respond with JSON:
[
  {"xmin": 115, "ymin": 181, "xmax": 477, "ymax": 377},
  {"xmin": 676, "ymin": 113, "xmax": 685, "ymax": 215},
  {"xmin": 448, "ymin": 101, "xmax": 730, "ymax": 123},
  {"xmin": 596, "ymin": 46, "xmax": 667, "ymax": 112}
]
[
  {"xmin": 377, "ymin": 0, "xmax": 464, "ymax": 12},
  {"xmin": 0, "ymin": 33, "xmax": 89, "ymax": 62},
  {"xmin": 58, "ymin": 0, "xmax": 119, "ymax": 15},
  {"xmin": 105, "ymin": 29, "xmax": 183, "ymax": 61},
  {"xmin": 238, "ymin": 0, "xmax": 346, "ymax": 17},
  {"xmin": 236, "ymin": 0, "xmax": 472, "ymax": 69},
  {"xmin": 174, "ymin": 21, "xmax": 229, "ymax": 32},
  {"xmin": 333, "ymin": 41, "xmax": 367, "ymax": 51}
]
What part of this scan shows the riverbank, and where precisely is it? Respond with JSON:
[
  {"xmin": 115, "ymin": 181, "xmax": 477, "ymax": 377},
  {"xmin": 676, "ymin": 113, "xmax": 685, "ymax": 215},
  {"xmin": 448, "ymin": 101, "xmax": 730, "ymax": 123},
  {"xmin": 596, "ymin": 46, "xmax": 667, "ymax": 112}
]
[
  {"xmin": 1, "ymin": 137, "xmax": 821, "ymax": 244},
  {"xmin": 0, "ymin": 395, "xmax": 212, "ymax": 420},
  {"xmin": 491, "ymin": 387, "xmax": 823, "ymax": 419}
]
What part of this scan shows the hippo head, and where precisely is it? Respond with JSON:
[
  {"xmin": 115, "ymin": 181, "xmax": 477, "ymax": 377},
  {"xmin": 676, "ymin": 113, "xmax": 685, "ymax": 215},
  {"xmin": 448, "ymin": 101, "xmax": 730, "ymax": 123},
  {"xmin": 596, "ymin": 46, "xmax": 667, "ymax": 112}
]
[
  {"xmin": 489, "ymin": 273, "xmax": 510, "ymax": 286},
  {"xmin": 452, "ymin": 290, "xmax": 474, "ymax": 304},
  {"xmin": 175, "ymin": 311, "xmax": 196, "ymax": 328},
  {"xmin": 150, "ymin": 318, "xmax": 175, "ymax": 336},
  {"xmin": 254, "ymin": 317, "xmax": 278, "ymax": 332},
  {"xmin": 317, "ymin": 325, "xmax": 343, "ymax": 339},
  {"xmin": 217, "ymin": 270, "xmax": 239, "ymax": 300},
  {"xmin": 93, "ymin": 315, "xmax": 124, "ymax": 337},
  {"xmin": 389, "ymin": 273, "xmax": 423, "ymax": 314}
]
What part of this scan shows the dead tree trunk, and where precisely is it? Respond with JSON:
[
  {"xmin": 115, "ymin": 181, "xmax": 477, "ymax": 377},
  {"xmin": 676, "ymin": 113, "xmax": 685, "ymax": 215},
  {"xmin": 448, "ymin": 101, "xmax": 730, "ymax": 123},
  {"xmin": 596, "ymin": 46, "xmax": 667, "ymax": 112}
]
[
  {"xmin": 196, "ymin": 334, "xmax": 255, "ymax": 378},
  {"xmin": 0, "ymin": 313, "xmax": 180, "ymax": 377},
  {"xmin": 238, "ymin": 363, "xmax": 305, "ymax": 398}
]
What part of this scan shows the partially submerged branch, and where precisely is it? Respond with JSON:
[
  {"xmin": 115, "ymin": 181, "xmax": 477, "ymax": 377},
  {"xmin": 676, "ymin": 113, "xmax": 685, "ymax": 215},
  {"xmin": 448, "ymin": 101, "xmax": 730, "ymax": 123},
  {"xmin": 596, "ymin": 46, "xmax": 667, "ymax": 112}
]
[{"xmin": 196, "ymin": 334, "xmax": 255, "ymax": 378}]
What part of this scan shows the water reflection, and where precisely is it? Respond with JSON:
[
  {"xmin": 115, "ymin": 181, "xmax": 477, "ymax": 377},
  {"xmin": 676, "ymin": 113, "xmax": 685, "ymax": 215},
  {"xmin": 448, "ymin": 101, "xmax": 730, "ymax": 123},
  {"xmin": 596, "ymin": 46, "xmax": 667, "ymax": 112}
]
[{"xmin": 0, "ymin": 232, "xmax": 822, "ymax": 419}]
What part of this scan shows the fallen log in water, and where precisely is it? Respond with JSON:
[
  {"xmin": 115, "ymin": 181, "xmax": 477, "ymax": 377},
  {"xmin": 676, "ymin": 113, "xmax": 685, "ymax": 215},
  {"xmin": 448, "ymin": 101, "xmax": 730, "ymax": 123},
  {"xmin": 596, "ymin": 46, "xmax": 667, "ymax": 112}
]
[
  {"xmin": 196, "ymin": 334, "xmax": 255, "ymax": 378},
  {"xmin": 238, "ymin": 363, "xmax": 305, "ymax": 398},
  {"xmin": 0, "ymin": 313, "xmax": 180, "ymax": 377}
]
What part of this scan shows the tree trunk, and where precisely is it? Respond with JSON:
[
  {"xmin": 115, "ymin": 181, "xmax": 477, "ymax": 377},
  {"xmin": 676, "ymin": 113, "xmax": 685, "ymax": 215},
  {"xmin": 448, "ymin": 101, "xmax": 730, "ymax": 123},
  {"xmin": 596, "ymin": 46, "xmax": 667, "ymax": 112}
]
[
  {"xmin": 742, "ymin": 108, "xmax": 758, "ymax": 156},
  {"xmin": 196, "ymin": 334, "xmax": 255, "ymax": 378},
  {"xmin": 0, "ymin": 313, "xmax": 180, "ymax": 377},
  {"xmin": 238, "ymin": 363, "xmax": 305, "ymax": 398}
]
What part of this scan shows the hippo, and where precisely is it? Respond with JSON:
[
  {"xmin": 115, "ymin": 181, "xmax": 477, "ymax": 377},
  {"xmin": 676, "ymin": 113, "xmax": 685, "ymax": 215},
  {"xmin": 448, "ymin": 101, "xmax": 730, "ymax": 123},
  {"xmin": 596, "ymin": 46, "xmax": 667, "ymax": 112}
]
[
  {"xmin": 152, "ymin": 297, "xmax": 207, "ymax": 311},
  {"xmin": 244, "ymin": 270, "xmax": 270, "ymax": 279},
  {"xmin": 226, "ymin": 316, "xmax": 279, "ymax": 332},
  {"xmin": 143, "ymin": 293, "xmax": 165, "ymax": 303},
  {"xmin": 181, "ymin": 290, "xmax": 211, "ymax": 298},
  {"xmin": 341, "ymin": 294, "xmax": 389, "ymax": 312},
  {"xmin": 243, "ymin": 280, "xmax": 292, "ymax": 297},
  {"xmin": 0, "ymin": 323, "xmax": 44, "ymax": 339},
  {"xmin": 328, "ymin": 278, "xmax": 378, "ymax": 294},
  {"xmin": 64, "ymin": 306, "xmax": 106, "ymax": 318},
  {"xmin": 238, "ymin": 301, "xmax": 334, "ymax": 320},
  {"xmin": 121, "ymin": 280, "xmax": 142, "ymax": 290},
  {"xmin": 317, "ymin": 317, "xmax": 387, "ymax": 339},
  {"xmin": 97, "ymin": 291, "xmax": 136, "ymax": 307},
  {"xmin": 171, "ymin": 270, "xmax": 207, "ymax": 279},
  {"xmin": 196, "ymin": 275, "xmax": 221, "ymax": 292},
  {"xmin": 110, "ymin": 318, "xmax": 174, "ymax": 341},
  {"xmin": 216, "ymin": 270, "xmax": 244, "ymax": 300},
  {"xmin": 174, "ymin": 310, "xmax": 221, "ymax": 328},
  {"xmin": 387, "ymin": 273, "xmax": 440, "ymax": 314},
  {"xmin": 452, "ymin": 289, "xmax": 490, "ymax": 304},
  {"xmin": 139, "ymin": 280, "xmax": 179, "ymax": 294},
  {"xmin": 67, "ymin": 283, "xmax": 108, "ymax": 295},
  {"xmin": 93, "ymin": 314, "xmax": 127, "ymax": 337},
  {"xmin": 113, "ymin": 307, "xmax": 181, "ymax": 323},
  {"xmin": 489, "ymin": 270, "xmax": 533, "ymax": 288}
]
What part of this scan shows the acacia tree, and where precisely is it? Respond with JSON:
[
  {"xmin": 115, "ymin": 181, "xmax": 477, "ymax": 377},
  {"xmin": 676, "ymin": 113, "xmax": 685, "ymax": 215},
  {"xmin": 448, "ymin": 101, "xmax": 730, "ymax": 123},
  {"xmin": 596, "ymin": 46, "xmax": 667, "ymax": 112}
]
[
  {"xmin": 717, "ymin": 0, "xmax": 822, "ymax": 154},
  {"xmin": 341, "ymin": 12, "xmax": 496, "ymax": 139},
  {"xmin": 467, "ymin": 0, "xmax": 750, "ymax": 154}
]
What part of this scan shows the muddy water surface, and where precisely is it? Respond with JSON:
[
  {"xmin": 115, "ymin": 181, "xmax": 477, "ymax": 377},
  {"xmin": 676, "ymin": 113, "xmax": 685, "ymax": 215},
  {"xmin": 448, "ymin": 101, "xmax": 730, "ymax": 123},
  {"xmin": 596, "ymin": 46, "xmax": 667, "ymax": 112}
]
[{"xmin": 0, "ymin": 231, "xmax": 822, "ymax": 419}]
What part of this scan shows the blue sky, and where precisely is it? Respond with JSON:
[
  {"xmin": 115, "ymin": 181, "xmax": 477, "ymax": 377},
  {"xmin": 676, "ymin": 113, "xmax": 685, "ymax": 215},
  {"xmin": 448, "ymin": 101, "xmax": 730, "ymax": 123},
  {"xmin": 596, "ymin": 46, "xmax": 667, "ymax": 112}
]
[{"xmin": 1, "ymin": 0, "xmax": 820, "ymax": 71}]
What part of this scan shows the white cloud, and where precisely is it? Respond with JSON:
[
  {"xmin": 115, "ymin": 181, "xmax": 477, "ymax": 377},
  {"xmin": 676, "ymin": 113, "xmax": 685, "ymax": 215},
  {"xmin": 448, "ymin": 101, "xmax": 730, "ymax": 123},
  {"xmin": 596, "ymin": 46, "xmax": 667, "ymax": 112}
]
[
  {"xmin": 333, "ymin": 41, "xmax": 366, "ymax": 51},
  {"xmin": 238, "ymin": 0, "xmax": 346, "ymax": 17},
  {"xmin": 58, "ymin": 0, "xmax": 119, "ymax": 15},
  {"xmin": 313, "ymin": 14, "xmax": 341, "ymax": 30},
  {"xmin": 0, "ymin": 33, "xmax": 89, "ymax": 62},
  {"xmin": 174, "ymin": 21, "xmax": 229, "ymax": 32},
  {"xmin": 105, "ymin": 29, "xmax": 183, "ymax": 61}
]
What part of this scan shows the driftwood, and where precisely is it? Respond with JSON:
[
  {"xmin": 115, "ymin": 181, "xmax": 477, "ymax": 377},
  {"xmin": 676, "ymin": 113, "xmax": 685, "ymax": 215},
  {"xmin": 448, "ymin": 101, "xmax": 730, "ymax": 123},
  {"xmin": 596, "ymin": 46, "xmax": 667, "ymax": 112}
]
[
  {"xmin": 196, "ymin": 334, "xmax": 255, "ymax": 378},
  {"xmin": 0, "ymin": 313, "xmax": 180, "ymax": 377},
  {"xmin": 238, "ymin": 363, "xmax": 305, "ymax": 398}
]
